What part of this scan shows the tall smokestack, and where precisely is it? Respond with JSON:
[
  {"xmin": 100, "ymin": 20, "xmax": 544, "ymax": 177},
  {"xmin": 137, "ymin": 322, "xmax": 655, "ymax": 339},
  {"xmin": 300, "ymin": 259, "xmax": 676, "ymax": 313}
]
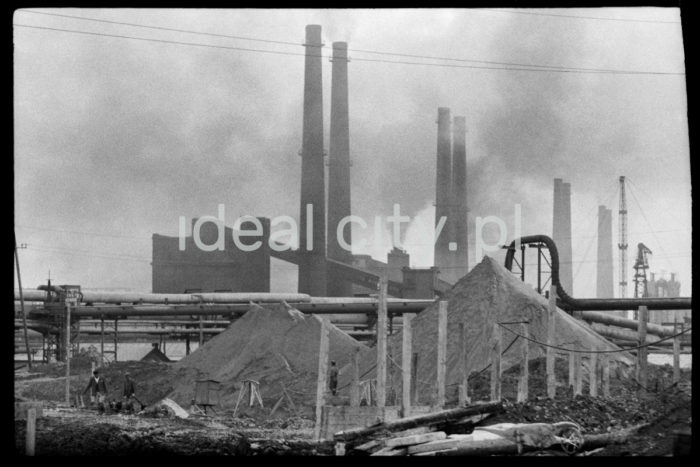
[
  {"xmin": 596, "ymin": 205, "xmax": 613, "ymax": 298},
  {"xmin": 552, "ymin": 179, "xmax": 573, "ymax": 294},
  {"xmin": 434, "ymin": 108, "xmax": 452, "ymax": 278},
  {"xmin": 298, "ymin": 25, "xmax": 327, "ymax": 296},
  {"xmin": 327, "ymin": 41, "xmax": 353, "ymax": 297},
  {"xmin": 450, "ymin": 115, "xmax": 469, "ymax": 282}
]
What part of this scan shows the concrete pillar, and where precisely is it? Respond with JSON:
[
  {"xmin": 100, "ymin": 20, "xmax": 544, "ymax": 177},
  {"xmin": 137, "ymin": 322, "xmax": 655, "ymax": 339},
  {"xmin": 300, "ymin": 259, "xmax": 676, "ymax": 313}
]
[
  {"xmin": 434, "ymin": 108, "xmax": 452, "ymax": 281},
  {"xmin": 299, "ymin": 24, "xmax": 327, "ymax": 296},
  {"xmin": 327, "ymin": 41, "xmax": 353, "ymax": 297}
]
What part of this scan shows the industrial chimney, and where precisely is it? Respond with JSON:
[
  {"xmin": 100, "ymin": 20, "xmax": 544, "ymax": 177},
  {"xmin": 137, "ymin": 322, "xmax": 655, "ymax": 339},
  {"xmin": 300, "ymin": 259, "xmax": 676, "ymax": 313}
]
[
  {"xmin": 552, "ymin": 178, "xmax": 573, "ymax": 294},
  {"xmin": 434, "ymin": 108, "xmax": 452, "ymax": 279},
  {"xmin": 298, "ymin": 25, "xmax": 327, "ymax": 296},
  {"xmin": 327, "ymin": 41, "xmax": 353, "ymax": 296},
  {"xmin": 596, "ymin": 205, "xmax": 614, "ymax": 298},
  {"xmin": 450, "ymin": 115, "xmax": 469, "ymax": 282}
]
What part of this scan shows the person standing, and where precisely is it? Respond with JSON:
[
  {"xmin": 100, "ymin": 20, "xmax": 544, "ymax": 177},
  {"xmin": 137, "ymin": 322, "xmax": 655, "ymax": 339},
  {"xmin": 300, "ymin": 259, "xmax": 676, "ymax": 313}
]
[
  {"xmin": 83, "ymin": 370, "xmax": 108, "ymax": 411},
  {"xmin": 122, "ymin": 372, "xmax": 136, "ymax": 412}
]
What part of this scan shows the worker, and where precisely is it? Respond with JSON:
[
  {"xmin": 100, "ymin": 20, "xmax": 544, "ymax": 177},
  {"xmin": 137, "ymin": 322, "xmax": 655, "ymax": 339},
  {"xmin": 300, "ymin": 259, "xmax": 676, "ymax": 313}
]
[
  {"xmin": 329, "ymin": 361, "xmax": 339, "ymax": 396},
  {"xmin": 83, "ymin": 369, "xmax": 108, "ymax": 412},
  {"xmin": 122, "ymin": 372, "xmax": 136, "ymax": 413}
]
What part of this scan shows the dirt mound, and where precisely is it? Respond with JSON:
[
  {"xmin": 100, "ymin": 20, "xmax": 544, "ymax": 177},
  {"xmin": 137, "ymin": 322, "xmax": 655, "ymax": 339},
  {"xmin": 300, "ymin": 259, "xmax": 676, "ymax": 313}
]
[
  {"xmin": 342, "ymin": 256, "xmax": 633, "ymax": 405},
  {"xmin": 165, "ymin": 303, "xmax": 372, "ymax": 413}
]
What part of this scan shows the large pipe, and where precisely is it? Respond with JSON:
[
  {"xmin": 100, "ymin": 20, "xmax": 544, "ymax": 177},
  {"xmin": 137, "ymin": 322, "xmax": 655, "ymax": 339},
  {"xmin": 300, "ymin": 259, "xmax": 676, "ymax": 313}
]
[
  {"xmin": 434, "ymin": 107, "xmax": 452, "ymax": 279},
  {"xmin": 327, "ymin": 41, "xmax": 353, "ymax": 297},
  {"xmin": 26, "ymin": 288, "xmax": 312, "ymax": 304},
  {"xmin": 298, "ymin": 24, "xmax": 327, "ymax": 296},
  {"xmin": 504, "ymin": 234, "xmax": 692, "ymax": 312},
  {"xmin": 590, "ymin": 322, "xmax": 689, "ymax": 345}
]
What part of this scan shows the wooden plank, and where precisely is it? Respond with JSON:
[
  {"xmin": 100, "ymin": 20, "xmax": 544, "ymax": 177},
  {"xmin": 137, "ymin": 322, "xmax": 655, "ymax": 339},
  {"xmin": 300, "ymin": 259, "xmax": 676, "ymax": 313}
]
[
  {"xmin": 436, "ymin": 301, "xmax": 448, "ymax": 408},
  {"xmin": 458, "ymin": 322, "xmax": 469, "ymax": 405},
  {"xmin": 354, "ymin": 439, "xmax": 384, "ymax": 453},
  {"xmin": 391, "ymin": 426, "xmax": 433, "ymax": 438},
  {"xmin": 333, "ymin": 401, "xmax": 503, "ymax": 442},
  {"xmin": 386, "ymin": 431, "xmax": 446, "ymax": 448},
  {"xmin": 517, "ymin": 322, "xmax": 529, "ymax": 402},
  {"xmin": 568, "ymin": 350, "xmax": 576, "ymax": 394},
  {"xmin": 672, "ymin": 314, "xmax": 681, "ymax": 384},
  {"xmin": 371, "ymin": 446, "xmax": 408, "ymax": 456},
  {"xmin": 350, "ymin": 347, "xmax": 360, "ymax": 407},
  {"xmin": 26, "ymin": 407, "xmax": 36, "ymax": 456},
  {"xmin": 402, "ymin": 313, "xmax": 414, "ymax": 417},
  {"xmin": 589, "ymin": 352, "xmax": 598, "ymax": 397},
  {"xmin": 314, "ymin": 317, "xmax": 331, "ymax": 440},
  {"xmin": 546, "ymin": 285, "xmax": 557, "ymax": 398},
  {"xmin": 601, "ymin": 354, "xmax": 610, "ymax": 398},
  {"xmin": 490, "ymin": 322, "xmax": 502, "ymax": 402},
  {"xmin": 637, "ymin": 306, "xmax": 648, "ymax": 397},
  {"xmin": 376, "ymin": 278, "xmax": 388, "ymax": 408}
]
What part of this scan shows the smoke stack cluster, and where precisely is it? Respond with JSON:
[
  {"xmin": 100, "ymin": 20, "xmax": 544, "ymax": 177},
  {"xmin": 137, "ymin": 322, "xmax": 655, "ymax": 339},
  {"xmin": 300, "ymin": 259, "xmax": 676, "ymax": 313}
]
[
  {"xmin": 433, "ymin": 108, "xmax": 469, "ymax": 283},
  {"xmin": 298, "ymin": 24, "xmax": 327, "ymax": 296},
  {"xmin": 596, "ymin": 205, "xmax": 613, "ymax": 298},
  {"xmin": 553, "ymin": 178, "xmax": 573, "ymax": 294},
  {"xmin": 327, "ymin": 41, "xmax": 353, "ymax": 296}
]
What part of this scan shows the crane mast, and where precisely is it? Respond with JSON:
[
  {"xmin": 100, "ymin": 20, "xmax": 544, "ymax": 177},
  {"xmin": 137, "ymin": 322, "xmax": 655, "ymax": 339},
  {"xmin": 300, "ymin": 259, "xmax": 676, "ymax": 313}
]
[{"xmin": 618, "ymin": 176, "xmax": 628, "ymax": 300}]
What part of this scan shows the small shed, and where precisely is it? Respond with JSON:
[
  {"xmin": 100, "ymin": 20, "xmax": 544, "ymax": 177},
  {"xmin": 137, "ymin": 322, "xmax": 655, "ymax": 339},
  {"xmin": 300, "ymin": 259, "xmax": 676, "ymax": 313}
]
[{"xmin": 194, "ymin": 379, "xmax": 222, "ymax": 408}]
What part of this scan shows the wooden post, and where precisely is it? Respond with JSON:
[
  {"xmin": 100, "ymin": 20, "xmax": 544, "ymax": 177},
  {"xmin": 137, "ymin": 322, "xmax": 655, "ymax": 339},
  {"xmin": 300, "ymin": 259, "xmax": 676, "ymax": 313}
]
[
  {"xmin": 589, "ymin": 352, "xmax": 598, "ymax": 397},
  {"xmin": 350, "ymin": 347, "xmax": 360, "ymax": 407},
  {"xmin": 314, "ymin": 317, "xmax": 330, "ymax": 440},
  {"xmin": 185, "ymin": 337, "xmax": 191, "ymax": 356},
  {"xmin": 490, "ymin": 322, "xmax": 502, "ymax": 402},
  {"xmin": 568, "ymin": 350, "xmax": 576, "ymax": 395},
  {"xmin": 199, "ymin": 315, "xmax": 204, "ymax": 347},
  {"xmin": 26, "ymin": 407, "xmax": 36, "ymax": 456},
  {"xmin": 546, "ymin": 286, "xmax": 557, "ymax": 398},
  {"xmin": 672, "ymin": 314, "xmax": 681, "ymax": 384},
  {"xmin": 637, "ymin": 306, "xmax": 648, "ymax": 397},
  {"xmin": 517, "ymin": 322, "xmax": 529, "ymax": 402},
  {"xmin": 436, "ymin": 301, "xmax": 448, "ymax": 408},
  {"xmin": 376, "ymin": 278, "xmax": 388, "ymax": 408},
  {"xmin": 601, "ymin": 354, "xmax": 610, "ymax": 398},
  {"xmin": 402, "ymin": 313, "xmax": 414, "ymax": 416},
  {"xmin": 458, "ymin": 322, "xmax": 470, "ymax": 405},
  {"xmin": 65, "ymin": 302, "xmax": 71, "ymax": 405},
  {"xmin": 100, "ymin": 316, "xmax": 105, "ymax": 366},
  {"xmin": 113, "ymin": 319, "xmax": 118, "ymax": 362},
  {"xmin": 410, "ymin": 353, "xmax": 418, "ymax": 405},
  {"xmin": 573, "ymin": 347, "xmax": 583, "ymax": 396}
]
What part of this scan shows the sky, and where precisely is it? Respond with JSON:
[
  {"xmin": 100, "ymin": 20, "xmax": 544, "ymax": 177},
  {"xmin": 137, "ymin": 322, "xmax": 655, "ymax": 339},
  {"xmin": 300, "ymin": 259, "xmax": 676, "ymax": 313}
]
[{"xmin": 13, "ymin": 7, "xmax": 691, "ymax": 297}]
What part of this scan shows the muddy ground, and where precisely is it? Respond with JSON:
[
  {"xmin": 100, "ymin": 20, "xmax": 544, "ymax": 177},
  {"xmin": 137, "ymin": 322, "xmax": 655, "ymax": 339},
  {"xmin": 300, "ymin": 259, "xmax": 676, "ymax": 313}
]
[{"xmin": 15, "ymin": 358, "xmax": 691, "ymax": 456}]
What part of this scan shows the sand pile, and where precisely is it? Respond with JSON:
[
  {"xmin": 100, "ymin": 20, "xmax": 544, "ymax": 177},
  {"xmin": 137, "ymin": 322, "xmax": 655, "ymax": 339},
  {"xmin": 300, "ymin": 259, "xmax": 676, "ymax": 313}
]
[
  {"xmin": 165, "ymin": 303, "xmax": 371, "ymax": 413},
  {"xmin": 340, "ymin": 256, "xmax": 633, "ymax": 405}
]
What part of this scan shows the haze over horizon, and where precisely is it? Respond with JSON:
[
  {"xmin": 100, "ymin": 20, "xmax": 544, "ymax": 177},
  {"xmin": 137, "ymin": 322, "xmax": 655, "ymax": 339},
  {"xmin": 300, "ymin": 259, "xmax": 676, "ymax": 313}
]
[{"xmin": 14, "ymin": 7, "xmax": 691, "ymax": 297}]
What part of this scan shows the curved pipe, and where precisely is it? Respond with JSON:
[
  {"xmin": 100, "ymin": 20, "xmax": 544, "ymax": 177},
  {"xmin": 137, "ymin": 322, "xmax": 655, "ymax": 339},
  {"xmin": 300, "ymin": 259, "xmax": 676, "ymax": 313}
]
[{"xmin": 504, "ymin": 235, "xmax": 691, "ymax": 311}]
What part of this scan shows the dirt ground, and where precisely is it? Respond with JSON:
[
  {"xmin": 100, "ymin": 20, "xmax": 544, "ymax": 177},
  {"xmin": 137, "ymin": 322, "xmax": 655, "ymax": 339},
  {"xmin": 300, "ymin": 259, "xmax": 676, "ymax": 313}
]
[{"xmin": 15, "ymin": 358, "xmax": 691, "ymax": 456}]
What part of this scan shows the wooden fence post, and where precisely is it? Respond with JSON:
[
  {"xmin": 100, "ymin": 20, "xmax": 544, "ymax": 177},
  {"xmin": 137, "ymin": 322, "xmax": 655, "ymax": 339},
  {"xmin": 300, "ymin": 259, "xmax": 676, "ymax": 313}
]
[
  {"xmin": 672, "ymin": 314, "xmax": 681, "ymax": 384},
  {"xmin": 573, "ymin": 346, "xmax": 583, "ymax": 396},
  {"xmin": 637, "ymin": 306, "xmax": 648, "ymax": 398},
  {"xmin": 402, "ymin": 313, "xmax": 414, "ymax": 416},
  {"xmin": 376, "ymin": 278, "xmax": 388, "ymax": 408},
  {"xmin": 458, "ymin": 322, "xmax": 470, "ymax": 405},
  {"xmin": 26, "ymin": 407, "xmax": 36, "ymax": 456},
  {"xmin": 490, "ymin": 322, "xmax": 502, "ymax": 402},
  {"xmin": 517, "ymin": 322, "xmax": 529, "ymax": 402},
  {"xmin": 410, "ymin": 353, "xmax": 418, "ymax": 406},
  {"xmin": 601, "ymin": 354, "xmax": 610, "ymax": 398},
  {"xmin": 436, "ymin": 301, "xmax": 448, "ymax": 408},
  {"xmin": 350, "ymin": 347, "xmax": 360, "ymax": 407},
  {"xmin": 314, "ymin": 317, "xmax": 330, "ymax": 440},
  {"xmin": 589, "ymin": 352, "xmax": 598, "ymax": 397},
  {"xmin": 546, "ymin": 286, "xmax": 557, "ymax": 398}
]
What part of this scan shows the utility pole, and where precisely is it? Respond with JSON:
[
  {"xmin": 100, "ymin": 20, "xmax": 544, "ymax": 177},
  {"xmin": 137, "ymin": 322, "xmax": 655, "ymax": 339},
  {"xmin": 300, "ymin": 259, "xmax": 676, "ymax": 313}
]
[{"xmin": 14, "ymin": 234, "xmax": 32, "ymax": 369}]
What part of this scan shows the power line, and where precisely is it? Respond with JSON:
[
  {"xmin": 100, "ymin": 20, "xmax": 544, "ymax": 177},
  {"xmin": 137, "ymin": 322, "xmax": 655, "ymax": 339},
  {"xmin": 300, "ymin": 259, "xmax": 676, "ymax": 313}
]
[
  {"xmin": 13, "ymin": 23, "xmax": 685, "ymax": 76},
  {"xmin": 18, "ymin": 9, "xmax": 669, "ymax": 75},
  {"xmin": 16, "ymin": 224, "xmax": 151, "ymax": 241},
  {"xmin": 481, "ymin": 8, "xmax": 682, "ymax": 24}
]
